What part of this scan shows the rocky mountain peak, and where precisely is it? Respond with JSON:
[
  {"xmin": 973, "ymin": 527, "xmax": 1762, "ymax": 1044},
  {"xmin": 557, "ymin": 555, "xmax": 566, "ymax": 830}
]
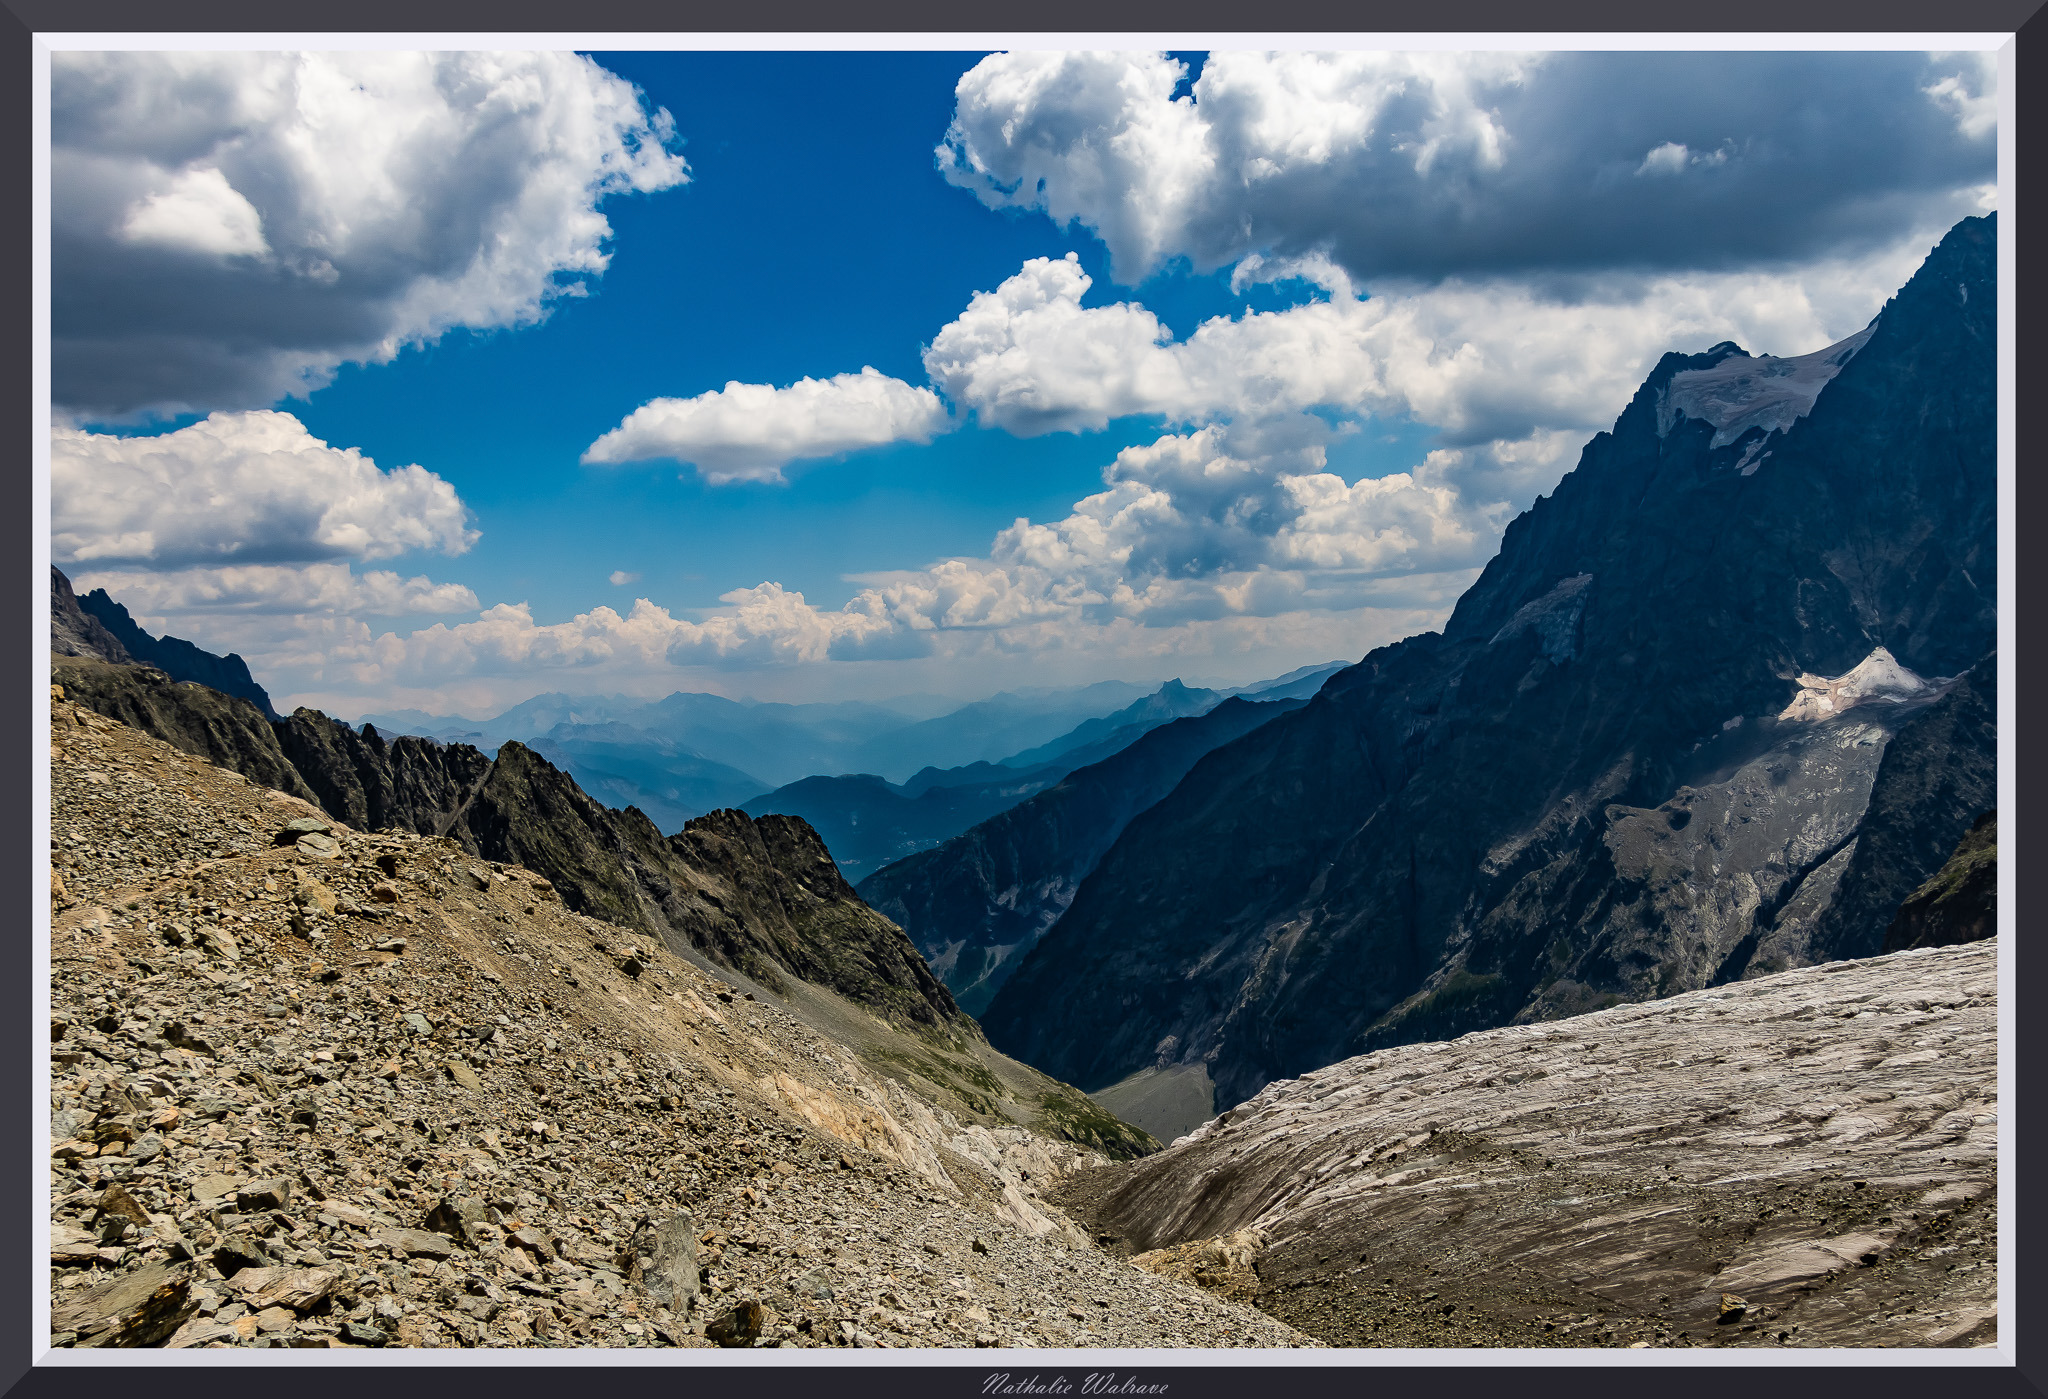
[{"xmin": 1658, "ymin": 322, "xmax": 1875, "ymax": 447}]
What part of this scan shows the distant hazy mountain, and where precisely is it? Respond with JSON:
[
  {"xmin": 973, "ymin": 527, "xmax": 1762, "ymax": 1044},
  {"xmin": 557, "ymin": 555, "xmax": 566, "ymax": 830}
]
[
  {"xmin": 362, "ymin": 680, "xmax": 1157, "ymax": 791},
  {"xmin": 1001, "ymin": 665, "xmax": 1342, "ymax": 772},
  {"xmin": 354, "ymin": 668, "xmax": 1343, "ymax": 831},
  {"xmin": 1228, "ymin": 661, "xmax": 1349, "ymax": 702},
  {"xmin": 739, "ymin": 762, "xmax": 1070, "ymax": 884},
  {"xmin": 616, "ymin": 692, "xmax": 931, "ymax": 788},
  {"xmin": 839, "ymin": 681, "xmax": 1154, "ymax": 780},
  {"xmin": 740, "ymin": 669, "xmax": 1346, "ymax": 881},
  {"xmin": 998, "ymin": 679, "xmax": 1222, "ymax": 770},
  {"xmin": 357, "ymin": 693, "xmax": 647, "ymax": 749},
  {"xmin": 524, "ymin": 721, "xmax": 770, "ymax": 833}
]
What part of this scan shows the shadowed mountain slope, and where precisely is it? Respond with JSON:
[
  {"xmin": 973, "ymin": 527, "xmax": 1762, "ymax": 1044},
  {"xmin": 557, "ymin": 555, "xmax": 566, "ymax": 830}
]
[
  {"xmin": 860, "ymin": 695, "xmax": 1306, "ymax": 1017},
  {"xmin": 983, "ymin": 216, "xmax": 1997, "ymax": 1116}
]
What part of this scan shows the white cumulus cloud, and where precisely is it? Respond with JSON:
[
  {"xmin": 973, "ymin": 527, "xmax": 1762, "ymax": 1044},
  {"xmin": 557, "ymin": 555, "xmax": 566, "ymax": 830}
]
[
  {"xmin": 52, "ymin": 410, "xmax": 477, "ymax": 568},
  {"xmin": 117, "ymin": 165, "xmax": 270, "ymax": 257},
  {"xmin": 583, "ymin": 367, "xmax": 952, "ymax": 483},
  {"xmin": 924, "ymin": 240, "xmax": 1925, "ymax": 447},
  {"xmin": 284, "ymin": 417, "xmax": 1527, "ymax": 704},
  {"xmin": 53, "ymin": 50, "xmax": 688, "ymax": 418}
]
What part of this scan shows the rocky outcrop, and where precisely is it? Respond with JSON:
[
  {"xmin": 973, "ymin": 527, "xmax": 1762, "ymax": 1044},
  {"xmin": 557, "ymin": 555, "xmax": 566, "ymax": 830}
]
[
  {"xmin": 983, "ymin": 215, "xmax": 1997, "ymax": 1114},
  {"xmin": 53, "ymin": 657, "xmax": 319, "ymax": 807},
  {"xmin": 1066, "ymin": 941, "xmax": 1997, "ymax": 1349},
  {"xmin": 51, "ymin": 566, "xmax": 133, "ymax": 665},
  {"xmin": 75, "ymin": 582, "xmax": 279, "ymax": 719},
  {"xmin": 860, "ymin": 696, "xmax": 1304, "ymax": 1016},
  {"xmin": 383, "ymin": 737, "xmax": 976, "ymax": 1039},
  {"xmin": 1885, "ymin": 811, "xmax": 1996, "ymax": 952},
  {"xmin": 272, "ymin": 710, "xmax": 493, "ymax": 837}
]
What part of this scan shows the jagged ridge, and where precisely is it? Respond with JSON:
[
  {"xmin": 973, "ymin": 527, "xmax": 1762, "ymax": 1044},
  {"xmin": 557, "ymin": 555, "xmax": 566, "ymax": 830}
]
[{"xmin": 52, "ymin": 655, "xmax": 967, "ymax": 1039}]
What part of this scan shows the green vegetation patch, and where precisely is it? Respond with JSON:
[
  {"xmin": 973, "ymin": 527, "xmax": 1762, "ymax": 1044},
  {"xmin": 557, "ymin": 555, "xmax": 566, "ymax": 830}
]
[{"xmin": 1036, "ymin": 1087, "xmax": 1159, "ymax": 1161}]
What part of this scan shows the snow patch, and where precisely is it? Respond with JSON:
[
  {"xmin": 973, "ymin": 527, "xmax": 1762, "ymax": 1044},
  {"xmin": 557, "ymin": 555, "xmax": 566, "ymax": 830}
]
[
  {"xmin": 1777, "ymin": 646, "xmax": 1930, "ymax": 723},
  {"xmin": 1659, "ymin": 324, "xmax": 1876, "ymax": 449}
]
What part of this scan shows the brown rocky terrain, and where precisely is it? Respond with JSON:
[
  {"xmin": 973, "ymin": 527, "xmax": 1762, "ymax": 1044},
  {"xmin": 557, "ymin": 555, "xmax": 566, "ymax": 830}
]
[
  {"xmin": 52, "ymin": 653, "xmax": 1042, "ymax": 1060},
  {"xmin": 44, "ymin": 689, "xmax": 1311, "ymax": 1351},
  {"xmin": 1063, "ymin": 940, "xmax": 1997, "ymax": 1349}
]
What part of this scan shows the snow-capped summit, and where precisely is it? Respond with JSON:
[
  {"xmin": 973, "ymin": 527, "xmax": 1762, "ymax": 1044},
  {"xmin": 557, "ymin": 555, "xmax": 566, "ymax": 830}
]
[
  {"xmin": 1777, "ymin": 645, "xmax": 1932, "ymax": 722},
  {"xmin": 1660, "ymin": 322, "xmax": 1877, "ymax": 449}
]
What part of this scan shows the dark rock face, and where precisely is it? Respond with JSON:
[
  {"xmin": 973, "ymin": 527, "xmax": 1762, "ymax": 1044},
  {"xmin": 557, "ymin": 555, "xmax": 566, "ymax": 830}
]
[
  {"xmin": 53, "ymin": 656, "xmax": 320, "ymax": 805},
  {"xmin": 359, "ymin": 739, "xmax": 968, "ymax": 1035},
  {"xmin": 74, "ymin": 584, "xmax": 279, "ymax": 719},
  {"xmin": 982, "ymin": 216, "xmax": 1996, "ymax": 1113},
  {"xmin": 1885, "ymin": 810, "xmax": 1997, "ymax": 952},
  {"xmin": 860, "ymin": 696, "xmax": 1305, "ymax": 1017},
  {"xmin": 50, "ymin": 566, "xmax": 132, "ymax": 664},
  {"xmin": 674, "ymin": 808, "xmax": 967, "ymax": 1034}
]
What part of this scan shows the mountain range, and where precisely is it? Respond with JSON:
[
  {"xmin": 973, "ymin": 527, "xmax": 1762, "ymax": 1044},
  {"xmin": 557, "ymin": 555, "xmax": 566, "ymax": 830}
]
[
  {"xmin": 357, "ymin": 683, "xmax": 1155, "ymax": 792},
  {"xmin": 740, "ymin": 667, "xmax": 1344, "ymax": 882},
  {"xmin": 980, "ymin": 214, "xmax": 1998, "ymax": 1134},
  {"xmin": 48, "ymin": 578, "xmax": 962, "ymax": 1042}
]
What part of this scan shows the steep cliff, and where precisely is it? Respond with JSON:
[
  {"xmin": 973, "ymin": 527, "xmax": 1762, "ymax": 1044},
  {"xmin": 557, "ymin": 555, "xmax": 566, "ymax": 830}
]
[
  {"xmin": 1884, "ymin": 810, "xmax": 1997, "ymax": 952},
  {"xmin": 272, "ymin": 710, "xmax": 494, "ymax": 837},
  {"xmin": 50, "ymin": 566, "xmax": 132, "ymax": 664}
]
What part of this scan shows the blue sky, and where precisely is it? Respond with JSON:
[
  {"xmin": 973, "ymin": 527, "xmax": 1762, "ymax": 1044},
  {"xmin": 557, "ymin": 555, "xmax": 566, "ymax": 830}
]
[{"xmin": 48, "ymin": 47, "xmax": 1996, "ymax": 715}]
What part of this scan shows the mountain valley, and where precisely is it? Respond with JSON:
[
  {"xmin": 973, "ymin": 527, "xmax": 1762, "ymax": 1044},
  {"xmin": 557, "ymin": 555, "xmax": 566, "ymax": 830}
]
[{"xmin": 43, "ymin": 216, "xmax": 2001, "ymax": 1355}]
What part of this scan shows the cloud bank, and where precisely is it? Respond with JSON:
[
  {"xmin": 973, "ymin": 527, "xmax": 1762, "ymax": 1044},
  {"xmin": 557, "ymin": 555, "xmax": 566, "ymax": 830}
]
[
  {"xmin": 939, "ymin": 50, "xmax": 1995, "ymax": 284},
  {"xmin": 923, "ymin": 241, "xmax": 1926, "ymax": 447},
  {"xmin": 53, "ymin": 50, "xmax": 687, "ymax": 418},
  {"xmin": 60, "ymin": 49, "xmax": 1997, "ymax": 714}
]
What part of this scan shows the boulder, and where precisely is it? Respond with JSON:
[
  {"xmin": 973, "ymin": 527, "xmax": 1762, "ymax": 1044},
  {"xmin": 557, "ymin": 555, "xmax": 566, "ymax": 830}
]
[
  {"xmin": 51, "ymin": 1263, "xmax": 196, "ymax": 1347},
  {"xmin": 706, "ymin": 1299, "xmax": 765, "ymax": 1347},
  {"xmin": 273, "ymin": 817, "xmax": 333, "ymax": 847},
  {"xmin": 627, "ymin": 1211, "xmax": 700, "ymax": 1310}
]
